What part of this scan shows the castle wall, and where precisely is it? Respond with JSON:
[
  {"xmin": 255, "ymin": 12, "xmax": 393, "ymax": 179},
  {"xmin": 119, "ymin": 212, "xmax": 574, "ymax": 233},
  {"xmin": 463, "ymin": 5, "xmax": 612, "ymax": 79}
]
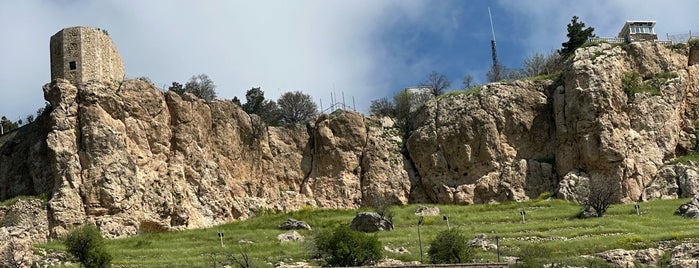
[{"xmin": 50, "ymin": 26, "xmax": 124, "ymax": 84}]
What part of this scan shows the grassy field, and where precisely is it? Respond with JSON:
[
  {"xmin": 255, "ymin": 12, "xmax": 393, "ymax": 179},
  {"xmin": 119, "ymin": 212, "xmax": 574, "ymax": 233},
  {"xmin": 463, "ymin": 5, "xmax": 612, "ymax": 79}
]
[{"xmin": 36, "ymin": 197, "xmax": 699, "ymax": 267}]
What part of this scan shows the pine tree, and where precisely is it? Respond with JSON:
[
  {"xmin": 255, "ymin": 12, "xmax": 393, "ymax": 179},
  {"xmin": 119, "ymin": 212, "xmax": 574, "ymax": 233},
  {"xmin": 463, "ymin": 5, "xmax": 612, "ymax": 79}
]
[{"xmin": 559, "ymin": 16, "xmax": 595, "ymax": 58}]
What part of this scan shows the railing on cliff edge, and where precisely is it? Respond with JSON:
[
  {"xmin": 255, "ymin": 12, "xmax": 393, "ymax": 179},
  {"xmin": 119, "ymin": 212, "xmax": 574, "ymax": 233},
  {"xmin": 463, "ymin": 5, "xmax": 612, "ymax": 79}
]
[
  {"xmin": 589, "ymin": 30, "xmax": 697, "ymax": 46},
  {"xmin": 588, "ymin": 36, "xmax": 673, "ymax": 46}
]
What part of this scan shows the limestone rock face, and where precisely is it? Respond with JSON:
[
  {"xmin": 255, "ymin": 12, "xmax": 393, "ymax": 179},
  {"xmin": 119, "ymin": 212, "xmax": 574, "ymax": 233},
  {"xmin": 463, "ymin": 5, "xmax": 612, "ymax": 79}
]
[
  {"xmin": 0, "ymin": 199, "xmax": 49, "ymax": 268},
  {"xmin": 643, "ymin": 164, "xmax": 699, "ymax": 200},
  {"xmin": 2, "ymin": 41, "xmax": 699, "ymax": 240},
  {"xmin": 13, "ymin": 79, "xmax": 411, "ymax": 238},
  {"xmin": 555, "ymin": 42, "xmax": 699, "ymax": 202},
  {"xmin": 407, "ymin": 80, "xmax": 557, "ymax": 204}
]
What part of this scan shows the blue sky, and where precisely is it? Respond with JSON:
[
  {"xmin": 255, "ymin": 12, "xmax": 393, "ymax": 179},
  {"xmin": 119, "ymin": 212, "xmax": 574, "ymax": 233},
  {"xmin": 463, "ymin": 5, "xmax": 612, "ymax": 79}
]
[{"xmin": 1, "ymin": 0, "xmax": 698, "ymax": 121}]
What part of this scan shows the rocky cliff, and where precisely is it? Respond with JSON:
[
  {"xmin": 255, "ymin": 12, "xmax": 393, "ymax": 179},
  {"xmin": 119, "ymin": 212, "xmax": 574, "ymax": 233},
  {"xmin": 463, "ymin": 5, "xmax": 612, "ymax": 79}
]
[{"xmin": 1, "ymin": 41, "xmax": 699, "ymax": 239}]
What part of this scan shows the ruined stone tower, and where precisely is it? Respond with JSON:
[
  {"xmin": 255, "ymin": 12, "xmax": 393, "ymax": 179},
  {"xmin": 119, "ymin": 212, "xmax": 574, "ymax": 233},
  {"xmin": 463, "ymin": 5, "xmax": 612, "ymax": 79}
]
[{"xmin": 50, "ymin": 26, "xmax": 124, "ymax": 84}]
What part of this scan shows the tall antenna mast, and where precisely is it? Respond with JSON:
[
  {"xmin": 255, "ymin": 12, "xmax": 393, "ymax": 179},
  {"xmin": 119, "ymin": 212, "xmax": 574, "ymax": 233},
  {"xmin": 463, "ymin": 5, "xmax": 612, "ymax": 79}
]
[{"xmin": 488, "ymin": 7, "xmax": 499, "ymax": 69}]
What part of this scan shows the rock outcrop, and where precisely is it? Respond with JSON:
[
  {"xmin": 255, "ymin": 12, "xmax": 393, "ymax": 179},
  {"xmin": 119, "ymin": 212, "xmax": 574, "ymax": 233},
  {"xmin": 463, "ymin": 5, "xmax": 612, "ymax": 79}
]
[
  {"xmin": 1, "ymin": 41, "xmax": 699, "ymax": 240},
  {"xmin": 350, "ymin": 212, "xmax": 393, "ymax": 232},
  {"xmin": 408, "ymin": 80, "xmax": 557, "ymax": 204},
  {"xmin": 1, "ymin": 78, "xmax": 412, "ymax": 238}
]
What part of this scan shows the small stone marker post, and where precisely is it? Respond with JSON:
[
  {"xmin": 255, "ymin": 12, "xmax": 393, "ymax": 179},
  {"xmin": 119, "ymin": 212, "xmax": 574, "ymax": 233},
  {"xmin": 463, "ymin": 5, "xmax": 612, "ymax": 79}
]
[
  {"xmin": 634, "ymin": 204, "xmax": 641, "ymax": 215},
  {"xmin": 417, "ymin": 216, "xmax": 424, "ymax": 263},
  {"xmin": 520, "ymin": 210, "xmax": 526, "ymax": 223},
  {"xmin": 443, "ymin": 215, "xmax": 450, "ymax": 230},
  {"xmin": 218, "ymin": 230, "xmax": 224, "ymax": 247}
]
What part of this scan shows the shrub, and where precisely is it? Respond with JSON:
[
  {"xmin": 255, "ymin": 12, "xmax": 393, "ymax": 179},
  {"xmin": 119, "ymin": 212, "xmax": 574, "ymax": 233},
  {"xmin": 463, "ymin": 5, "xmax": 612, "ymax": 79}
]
[
  {"xmin": 516, "ymin": 244, "xmax": 552, "ymax": 267},
  {"xmin": 622, "ymin": 71, "xmax": 655, "ymax": 102},
  {"xmin": 427, "ymin": 228, "xmax": 472, "ymax": 264},
  {"xmin": 64, "ymin": 225, "xmax": 112, "ymax": 268},
  {"xmin": 313, "ymin": 225, "xmax": 382, "ymax": 267}
]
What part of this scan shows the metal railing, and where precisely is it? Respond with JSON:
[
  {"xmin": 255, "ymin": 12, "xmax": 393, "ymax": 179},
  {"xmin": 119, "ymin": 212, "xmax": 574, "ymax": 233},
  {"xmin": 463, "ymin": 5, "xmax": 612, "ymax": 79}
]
[{"xmin": 588, "ymin": 36, "xmax": 675, "ymax": 46}]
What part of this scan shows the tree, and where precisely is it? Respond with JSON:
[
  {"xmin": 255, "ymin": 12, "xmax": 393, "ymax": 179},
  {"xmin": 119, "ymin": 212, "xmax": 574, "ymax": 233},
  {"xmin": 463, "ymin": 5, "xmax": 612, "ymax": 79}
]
[
  {"xmin": 168, "ymin": 82, "xmax": 185, "ymax": 95},
  {"xmin": 581, "ymin": 177, "xmax": 619, "ymax": 217},
  {"xmin": 560, "ymin": 16, "xmax": 595, "ymax": 58},
  {"xmin": 64, "ymin": 225, "xmax": 112, "ymax": 268},
  {"xmin": 277, "ymin": 91, "xmax": 318, "ymax": 124},
  {"xmin": 487, "ymin": 64, "xmax": 523, "ymax": 82},
  {"xmin": 369, "ymin": 97, "xmax": 395, "ymax": 117},
  {"xmin": 428, "ymin": 228, "xmax": 472, "ymax": 264},
  {"xmin": 232, "ymin": 96, "xmax": 242, "ymax": 106},
  {"xmin": 184, "ymin": 74, "xmax": 217, "ymax": 101},
  {"xmin": 421, "ymin": 71, "xmax": 450, "ymax": 96},
  {"xmin": 313, "ymin": 225, "xmax": 382, "ymax": 266},
  {"xmin": 487, "ymin": 63, "xmax": 505, "ymax": 82},
  {"xmin": 462, "ymin": 74, "xmax": 475, "ymax": 90},
  {"xmin": 523, "ymin": 52, "xmax": 547, "ymax": 77},
  {"xmin": 242, "ymin": 87, "xmax": 280, "ymax": 125},
  {"xmin": 1, "ymin": 116, "xmax": 19, "ymax": 134}
]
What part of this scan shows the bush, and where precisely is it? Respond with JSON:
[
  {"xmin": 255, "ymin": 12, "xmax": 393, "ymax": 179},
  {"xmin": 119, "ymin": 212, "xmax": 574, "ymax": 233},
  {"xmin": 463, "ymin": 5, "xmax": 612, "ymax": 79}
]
[
  {"xmin": 313, "ymin": 225, "xmax": 382, "ymax": 266},
  {"xmin": 516, "ymin": 244, "xmax": 552, "ymax": 267},
  {"xmin": 427, "ymin": 228, "xmax": 472, "ymax": 264},
  {"xmin": 64, "ymin": 225, "xmax": 112, "ymax": 268}
]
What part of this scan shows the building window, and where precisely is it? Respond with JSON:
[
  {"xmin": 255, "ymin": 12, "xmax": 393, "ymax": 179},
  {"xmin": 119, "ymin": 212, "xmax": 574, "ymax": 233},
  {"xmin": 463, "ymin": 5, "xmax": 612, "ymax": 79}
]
[{"xmin": 69, "ymin": 61, "xmax": 76, "ymax": 70}]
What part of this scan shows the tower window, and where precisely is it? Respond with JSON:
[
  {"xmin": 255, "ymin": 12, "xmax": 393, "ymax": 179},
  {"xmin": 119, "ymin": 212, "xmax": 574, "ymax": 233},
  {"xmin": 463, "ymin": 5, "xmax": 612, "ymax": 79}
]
[{"xmin": 69, "ymin": 61, "xmax": 76, "ymax": 70}]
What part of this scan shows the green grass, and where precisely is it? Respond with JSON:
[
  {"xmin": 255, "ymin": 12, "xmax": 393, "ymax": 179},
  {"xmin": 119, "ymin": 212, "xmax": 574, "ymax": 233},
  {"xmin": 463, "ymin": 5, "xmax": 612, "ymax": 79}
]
[
  {"xmin": 622, "ymin": 71, "xmax": 678, "ymax": 103},
  {"xmin": 0, "ymin": 193, "xmax": 49, "ymax": 207},
  {"xmin": 35, "ymin": 198, "xmax": 699, "ymax": 267},
  {"xmin": 670, "ymin": 152, "xmax": 699, "ymax": 164}
]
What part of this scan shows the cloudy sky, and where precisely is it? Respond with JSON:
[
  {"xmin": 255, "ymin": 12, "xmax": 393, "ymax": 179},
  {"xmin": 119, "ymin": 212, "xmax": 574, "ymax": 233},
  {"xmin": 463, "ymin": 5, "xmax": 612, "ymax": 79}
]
[{"xmin": 1, "ymin": 0, "xmax": 698, "ymax": 121}]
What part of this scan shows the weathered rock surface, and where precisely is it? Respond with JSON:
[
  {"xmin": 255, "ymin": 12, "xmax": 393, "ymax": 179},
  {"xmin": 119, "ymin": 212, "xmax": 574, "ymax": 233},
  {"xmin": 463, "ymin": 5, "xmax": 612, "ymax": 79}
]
[
  {"xmin": 675, "ymin": 195, "xmax": 699, "ymax": 218},
  {"xmin": 468, "ymin": 234, "xmax": 497, "ymax": 251},
  {"xmin": 415, "ymin": 205, "xmax": 440, "ymax": 216},
  {"xmin": 596, "ymin": 248, "xmax": 665, "ymax": 267},
  {"xmin": 408, "ymin": 80, "xmax": 557, "ymax": 204},
  {"xmin": 555, "ymin": 42, "xmax": 699, "ymax": 203},
  {"xmin": 1, "ymin": 41, "xmax": 699, "ymax": 241},
  {"xmin": 0, "ymin": 199, "xmax": 48, "ymax": 268},
  {"xmin": 278, "ymin": 218, "xmax": 311, "ymax": 230},
  {"xmin": 277, "ymin": 230, "xmax": 304, "ymax": 242},
  {"xmin": 670, "ymin": 243, "xmax": 699, "ymax": 267},
  {"xmin": 350, "ymin": 212, "xmax": 393, "ymax": 232},
  {"xmin": 643, "ymin": 163, "xmax": 699, "ymax": 200},
  {"xmin": 1, "ymin": 79, "xmax": 412, "ymax": 238}
]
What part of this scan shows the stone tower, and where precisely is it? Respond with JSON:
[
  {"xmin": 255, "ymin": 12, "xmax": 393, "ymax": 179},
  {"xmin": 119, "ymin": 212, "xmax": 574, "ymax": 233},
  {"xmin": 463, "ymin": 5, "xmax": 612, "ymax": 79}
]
[{"xmin": 50, "ymin": 26, "xmax": 124, "ymax": 84}]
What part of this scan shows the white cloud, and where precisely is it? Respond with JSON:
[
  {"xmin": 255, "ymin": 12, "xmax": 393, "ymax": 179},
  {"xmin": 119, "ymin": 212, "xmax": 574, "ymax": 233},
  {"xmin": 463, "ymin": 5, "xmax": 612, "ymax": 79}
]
[
  {"xmin": 1, "ymin": 1, "xmax": 697, "ymax": 122},
  {"xmin": 0, "ymin": 0, "xmax": 445, "ymax": 120}
]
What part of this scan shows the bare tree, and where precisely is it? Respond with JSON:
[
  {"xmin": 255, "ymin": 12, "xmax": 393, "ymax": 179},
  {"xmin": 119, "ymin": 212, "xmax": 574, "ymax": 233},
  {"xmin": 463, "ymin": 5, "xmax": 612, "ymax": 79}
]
[
  {"xmin": 523, "ymin": 52, "xmax": 547, "ymax": 77},
  {"xmin": 421, "ymin": 71, "xmax": 451, "ymax": 96},
  {"xmin": 462, "ymin": 74, "xmax": 475, "ymax": 90},
  {"xmin": 581, "ymin": 177, "xmax": 620, "ymax": 217},
  {"xmin": 369, "ymin": 97, "xmax": 395, "ymax": 117}
]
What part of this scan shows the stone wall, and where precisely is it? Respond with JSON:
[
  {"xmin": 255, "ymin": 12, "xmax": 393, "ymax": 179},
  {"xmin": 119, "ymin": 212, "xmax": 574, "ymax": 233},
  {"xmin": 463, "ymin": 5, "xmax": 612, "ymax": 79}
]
[{"xmin": 50, "ymin": 26, "xmax": 124, "ymax": 84}]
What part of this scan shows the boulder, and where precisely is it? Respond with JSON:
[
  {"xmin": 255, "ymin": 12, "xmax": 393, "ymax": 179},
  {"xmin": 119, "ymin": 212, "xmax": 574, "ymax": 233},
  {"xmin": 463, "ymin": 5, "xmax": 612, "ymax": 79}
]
[
  {"xmin": 596, "ymin": 248, "xmax": 664, "ymax": 267},
  {"xmin": 278, "ymin": 218, "xmax": 311, "ymax": 230},
  {"xmin": 675, "ymin": 196, "xmax": 699, "ymax": 218},
  {"xmin": 468, "ymin": 234, "xmax": 497, "ymax": 251},
  {"xmin": 277, "ymin": 231, "xmax": 304, "ymax": 243},
  {"xmin": 350, "ymin": 212, "xmax": 393, "ymax": 232},
  {"xmin": 383, "ymin": 246, "xmax": 410, "ymax": 254},
  {"xmin": 670, "ymin": 243, "xmax": 699, "ymax": 267},
  {"xmin": 415, "ymin": 206, "xmax": 440, "ymax": 216}
]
